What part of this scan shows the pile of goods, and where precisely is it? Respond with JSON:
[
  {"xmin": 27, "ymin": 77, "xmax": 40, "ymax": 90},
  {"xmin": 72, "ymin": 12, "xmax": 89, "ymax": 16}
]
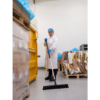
[{"xmin": 58, "ymin": 51, "xmax": 88, "ymax": 75}]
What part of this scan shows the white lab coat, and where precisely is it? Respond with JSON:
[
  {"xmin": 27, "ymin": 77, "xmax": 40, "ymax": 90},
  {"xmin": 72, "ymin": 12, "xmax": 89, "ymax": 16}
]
[{"xmin": 44, "ymin": 35, "xmax": 58, "ymax": 69}]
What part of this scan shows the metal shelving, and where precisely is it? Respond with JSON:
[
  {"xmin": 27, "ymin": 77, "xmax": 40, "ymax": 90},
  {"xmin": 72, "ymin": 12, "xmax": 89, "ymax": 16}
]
[{"xmin": 80, "ymin": 44, "xmax": 88, "ymax": 51}]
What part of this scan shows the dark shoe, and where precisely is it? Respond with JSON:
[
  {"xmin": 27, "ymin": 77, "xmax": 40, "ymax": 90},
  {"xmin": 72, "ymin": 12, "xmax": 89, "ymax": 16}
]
[
  {"xmin": 49, "ymin": 77, "xmax": 55, "ymax": 82},
  {"xmin": 45, "ymin": 76, "xmax": 51, "ymax": 80}
]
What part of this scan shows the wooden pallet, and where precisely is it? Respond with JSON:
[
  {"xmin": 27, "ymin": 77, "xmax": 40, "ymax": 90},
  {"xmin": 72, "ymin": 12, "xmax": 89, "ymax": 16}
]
[
  {"xmin": 17, "ymin": 89, "xmax": 30, "ymax": 100},
  {"xmin": 13, "ymin": 10, "xmax": 30, "ymax": 31},
  {"xmin": 25, "ymin": 94, "xmax": 30, "ymax": 98},
  {"xmin": 62, "ymin": 73, "xmax": 87, "ymax": 79}
]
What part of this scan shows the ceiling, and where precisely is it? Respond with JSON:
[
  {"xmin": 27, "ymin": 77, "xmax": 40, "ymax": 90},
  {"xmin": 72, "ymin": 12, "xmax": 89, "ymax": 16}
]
[
  {"xmin": 27, "ymin": 0, "xmax": 34, "ymax": 3},
  {"xmin": 27, "ymin": 0, "xmax": 57, "ymax": 4},
  {"xmin": 36, "ymin": 0, "xmax": 57, "ymax": 1}
]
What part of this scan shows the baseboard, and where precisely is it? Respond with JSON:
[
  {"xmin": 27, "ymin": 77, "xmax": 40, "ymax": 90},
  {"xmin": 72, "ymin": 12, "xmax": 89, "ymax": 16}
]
[{"xmin": 38, "ymin": 67, "xmax": 45, "ymax": 69}]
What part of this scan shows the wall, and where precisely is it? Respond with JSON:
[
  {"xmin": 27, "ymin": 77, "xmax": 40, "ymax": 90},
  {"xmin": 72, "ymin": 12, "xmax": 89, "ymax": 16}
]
[
  {"xmin": 35, "ymin": 0, "xmax": 87, "ymax": 67},
  {"xmin": 27, "ymin": 0, "xmax": 35, "ymax": 14}
]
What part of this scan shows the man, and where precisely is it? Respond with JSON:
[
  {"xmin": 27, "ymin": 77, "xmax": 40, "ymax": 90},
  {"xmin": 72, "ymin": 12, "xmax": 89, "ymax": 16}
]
[{"xmin": 44, "ymin": 28, "xmax": 58, "ymax": 81}]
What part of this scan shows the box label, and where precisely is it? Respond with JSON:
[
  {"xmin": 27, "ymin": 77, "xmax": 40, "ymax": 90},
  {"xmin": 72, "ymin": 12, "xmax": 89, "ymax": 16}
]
[
  {"xmin": 25, "ymin": 44, "xmax": 28, "ymax": 49},
  {"xmin": 19, "ymin": 73, "xmax": 22, "ymax": 79},
  {"xmin": 25, "ymin": 70, "xmax": 28, "ymax": 76},
  {"xmin": 19, "ymin": 42, "xmax": 22, "ymax": 48},
  {"xmin": 20, "ymin": 31, "xmax": 23, "ymax": 34},
  {"xmin": 13, "ymin": 42, "xmax": 15, "ymax": 48}
]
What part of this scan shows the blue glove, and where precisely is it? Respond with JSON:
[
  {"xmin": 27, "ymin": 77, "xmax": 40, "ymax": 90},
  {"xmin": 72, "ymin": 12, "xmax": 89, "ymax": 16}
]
[
  {"xmin": 44, "ymin": 38, "xmax": 48, "ymax": 42},
  {"xmin": 47, "ymin": 49, "xmax": 51, "ymax": 53}
]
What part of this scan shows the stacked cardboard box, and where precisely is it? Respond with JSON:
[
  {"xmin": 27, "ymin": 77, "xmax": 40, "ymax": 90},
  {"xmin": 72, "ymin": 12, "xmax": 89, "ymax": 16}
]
[
  {"xmin": 57, "ymin": 52, "xmax": 68, "ymax": 71},
  {"xmin": 13, "ymin": 21, "xmax": 30, "ymax": 100},
  {"xmin": 57, "ymin": 60, "xmax": 61, "ymax": 71},
  {"xmin": 61, "ymin": 51, "xmax": 88, "ymax": 75}
]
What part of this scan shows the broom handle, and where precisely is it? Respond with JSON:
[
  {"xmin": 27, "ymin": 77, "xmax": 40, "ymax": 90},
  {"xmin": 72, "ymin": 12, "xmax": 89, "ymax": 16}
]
[{"xmin": 46, "ymin": 41, "xmax": 55, "ymax": 80}]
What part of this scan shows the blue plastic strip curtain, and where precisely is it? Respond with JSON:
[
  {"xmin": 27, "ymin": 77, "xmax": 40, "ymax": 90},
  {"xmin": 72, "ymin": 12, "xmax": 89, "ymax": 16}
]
[
  {"xmin": 57, "ymin": 53, "xmax": 62, "ymax": 61},
  {"xmin": 17, "ymin": 0, "xmax": 35, "ymax": 21}
]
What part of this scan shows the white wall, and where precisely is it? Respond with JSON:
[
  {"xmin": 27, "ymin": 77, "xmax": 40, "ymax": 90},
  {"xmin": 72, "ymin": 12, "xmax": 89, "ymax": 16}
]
[
  {"xmin": 27, "ymin": 0, "xmax": 35, "ymax": 14},
  {"xmin": 35, "ymin": 0, "xmax": 87, "ymax": 67}
]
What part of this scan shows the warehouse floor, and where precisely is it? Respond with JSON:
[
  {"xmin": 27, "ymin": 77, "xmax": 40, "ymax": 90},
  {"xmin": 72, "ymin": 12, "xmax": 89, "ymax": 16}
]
[{"xmin": 25, "ymin": 69, "xmax": 87, "ymax": 100}]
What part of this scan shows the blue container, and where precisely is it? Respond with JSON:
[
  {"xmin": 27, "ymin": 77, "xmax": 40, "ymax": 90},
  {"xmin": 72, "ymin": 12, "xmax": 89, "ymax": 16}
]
[
  {"xmin": 70, "ymin": 48, "xmax": 79, "ymax": 51},
  {"xmin": 57, "ymin": 53, "xmax": 62, "ymax": 61},
  {"xmin": 17, "ymin": 0, "xmax": 35, "ymax": 20}
]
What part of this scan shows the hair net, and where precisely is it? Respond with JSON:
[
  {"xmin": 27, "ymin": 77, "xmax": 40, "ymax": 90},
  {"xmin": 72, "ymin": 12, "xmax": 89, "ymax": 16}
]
[{"xmin": 48, "ymin": 28, "xmax": 54, "ymax": 33}]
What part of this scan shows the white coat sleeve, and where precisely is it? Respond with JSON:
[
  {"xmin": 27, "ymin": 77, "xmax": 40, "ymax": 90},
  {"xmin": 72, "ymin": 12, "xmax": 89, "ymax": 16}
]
[{"xmin": 50, "ymin": 37, "xmax": 58, "ymax": 50}]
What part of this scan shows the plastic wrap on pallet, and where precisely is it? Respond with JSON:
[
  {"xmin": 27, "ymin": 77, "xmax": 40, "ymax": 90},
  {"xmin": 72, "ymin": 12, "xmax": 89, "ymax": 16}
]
[
  {"xmin": 17, "ymin": 0, "xmax": 35, "ymax": 20},
  {"xmin": 70, "ymin": 48, "xmax": 79, "ymax": 51},
  {"xmin": 13, "ymin": 20, "xmax": 30, "ymax": 100}
]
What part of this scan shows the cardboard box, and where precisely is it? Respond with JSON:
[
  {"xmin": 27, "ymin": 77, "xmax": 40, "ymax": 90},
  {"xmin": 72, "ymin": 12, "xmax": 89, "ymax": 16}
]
[
  {"xmin": 12, "ymin": 63, "xmax": 16, "ymax": 69},
  {"xmin": 74, "ymin": 52, "xmax": 78, "ymax": 63},
  {"xmin": 13, "ymin": 80, "xmax": 21, "ymax": 100},
  {"xmin": 25, "ymin": 54, "xmax": 29, "ymax": 62},
  {"xmin": 17, "ymin": 39, "xmax": 29, "ymax": 54},
  {"xmin": 23, "ymin": 41, "xmax": 29, "ymax": 52},
  {"xmin": 13, "ymin": 68, "xmax": 17, "ymax": 74},
  {"xmin": 16, "ymin": 67, "xmax": 23, "ymax": 74},
  {"xmin": 13, "ymin": 22, "xmax": 29, "ymax": 100},
  {"xmin": 12, "ymin": 52, "xmax": 15, "ymax": 63},
  {"xmin": 63, "ymin": 60, "xmax": 68, "ymax": 70},
  {"xmin": 61, "ymin": 51, "xmax": 88, "ymax": 75},
  {"xmin": 12, "ymin": 84, "xmax": 16, "ymax": 100},
  {"xmin": 21, "ymin": 28, "xmax": 29, "ymax": 42},
  {"xmin": 22, "ymin": 7, "xmax": 30, "ymax": 23},
  {"xmin": 12, "ymin": 52, "xmax": 29, "ymax": 68},
  {"xmin": 58, "ymin": 59, "xmax": 61, "ymax": 64},
  {"xmin": 13, "ymin": 21, "xmax": 23, "ymax": 39},
  {"xmin": 63, "ymin": 64, "xmax": 68, "ymax": 70},
  {"xmin": 13, "ymin": 21, "xmax": 29, "ymax": 42},
  {"xmin": 12, "ymin": 68, "xmax": 17, "ymax": 100},
  {"xmin": 13, "ymin": 73, "xmax": 29, "ymax": 100},
  {"xmin": 14, "ymin": 97, "xmax": 23, "ymax": 100},
  {"xmin": 13, "ymin": 0, "xmax": 22, "ymax": 15},
  {"xmin": 23, "ymin": 89, "xmax": 30, "ymax": 99},
  {"xmin": 13, "ymin": 52, "xmax": 29, "ymax": 64},
  {"xmin": 13, "ymin": 62, "xmax": 29, "ymax": 69},
  {"xmin": 17, "ymin": 39, "xmax": 24, "ymax": 52},
  {"xmin": 72, "ymin": 59, "xmax": 77, "ymax": 70},
  {"xmin": 20, "ymin": 81, "xmax": 29, "ymax": 96},
  {"xmin": 13, "ymin": 37, "xmax": 18, "ymax": 52},
  {"xmin": 60, "ymin": 51, "xmax": 69, "ymax": 71},
  {"xmin": 77, "ymin": 62, "xmax": 84, "ymax": 73},
  {"xmin": 12, "ymin": 20, "xmax": 20, "ymax": 37},
  {"xmin": 14, "ymin": 53, "xmax": 22, "ymax": 63},
  {"xmin": 57, "ymin": 62, "xmax": 60, "ymax": 71},
  {"xmin": 60, "ymin": 52, "xmax": 66, "ymax": 64},
  {"xmin": 64, "ymin": 52, "xmax": 69, "ymax": 61},
  {"xmin": 31, "ymin": 18, "xmax": 38, "ymax": 32},
  {"xmin": 16, "ymin": 66, "xmax": 29, "ymax": 81}
]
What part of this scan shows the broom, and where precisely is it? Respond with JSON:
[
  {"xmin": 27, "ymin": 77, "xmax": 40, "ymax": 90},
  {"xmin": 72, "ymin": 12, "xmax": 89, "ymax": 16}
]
[{"xmin": 43, "ymin": 41, "xmax": 69, "ymax": 90}]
